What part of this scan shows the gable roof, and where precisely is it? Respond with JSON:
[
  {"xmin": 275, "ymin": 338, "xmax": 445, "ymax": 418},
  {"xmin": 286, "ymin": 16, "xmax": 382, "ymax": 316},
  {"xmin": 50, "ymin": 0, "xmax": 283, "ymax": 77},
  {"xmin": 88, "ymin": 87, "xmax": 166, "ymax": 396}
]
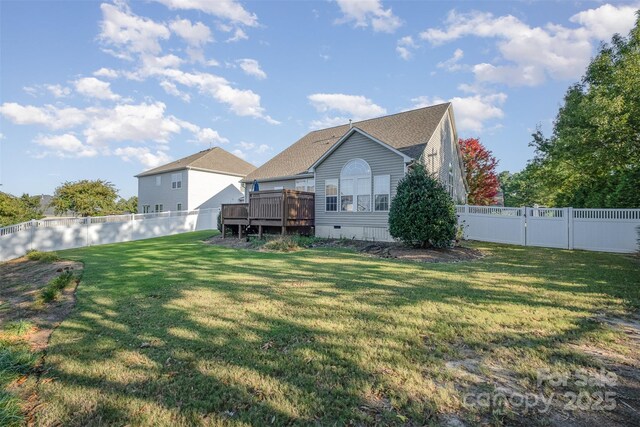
[
  {"xmin": 243, "ymin": 102, "xmax": 451, "ymax": 182},
  {"xmin": 135, "ymin": 147, "xmax": 256, "ymax": 178},
  {"xmin": 309, "ymin": 127, "xmax": 413, "ymax": 171}
]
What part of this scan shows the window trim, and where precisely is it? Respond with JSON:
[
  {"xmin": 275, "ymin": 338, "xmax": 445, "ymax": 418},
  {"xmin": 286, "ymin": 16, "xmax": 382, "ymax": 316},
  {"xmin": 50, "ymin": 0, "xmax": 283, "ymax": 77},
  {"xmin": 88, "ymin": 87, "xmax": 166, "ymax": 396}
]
[
  {"xmin": 295, "ymin": 178, "xmax": 315, "ymax": 192},
  {"xmin": 155, "ymin": 176, "xmax": 161, "ymax": 186},
  {"xmin": 340, "ymin": 159, "xmax": 371, "ymax": 212},
  {"xmin": 325, "ymin": 178, "xmax": 338, "ymax": 212},
  {"xmin": 171, "ymin": 172, "xmax": 182, "ymax": 189},
  {"xmin": 177, "ymin": 203, "xmax": 182, "ymax": 211},
  {"xmin": 374, "ymin": 174, "xmax": 391, "ymax": 212},
  {"xmin": 154, "ymin": 204, "xmax": 164, "ymax": 213},
  {"xmin": 142, "ymin": 205, "xmax": 150, "ymax": 214}
]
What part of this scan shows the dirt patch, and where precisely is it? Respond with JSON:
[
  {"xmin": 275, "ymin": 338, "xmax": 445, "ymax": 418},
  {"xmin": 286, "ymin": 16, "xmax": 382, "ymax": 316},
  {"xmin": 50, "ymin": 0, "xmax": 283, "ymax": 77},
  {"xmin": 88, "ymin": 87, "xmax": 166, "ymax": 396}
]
[
  {"xmin": 205, "ymin": 235, "xmax": 484, "ymax": 263},
  {"xmin": 0, "ymin": 257, "xmax": 82, "ymax": 350},
  {"xmin": 439, "ymin": 315, "xmax": 640, "ymax": 426}
]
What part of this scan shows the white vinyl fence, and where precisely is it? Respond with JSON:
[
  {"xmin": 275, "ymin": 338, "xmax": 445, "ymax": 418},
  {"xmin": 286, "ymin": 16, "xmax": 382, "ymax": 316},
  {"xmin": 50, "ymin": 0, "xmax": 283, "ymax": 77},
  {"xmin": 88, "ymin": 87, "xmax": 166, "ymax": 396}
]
[
  {"xmin": 456, "ymin": 205, "xmax": 640, "ymax": 253},
  {"xmin": 0, "ymin": 208, "xmax": 219, "ymax": 262}
]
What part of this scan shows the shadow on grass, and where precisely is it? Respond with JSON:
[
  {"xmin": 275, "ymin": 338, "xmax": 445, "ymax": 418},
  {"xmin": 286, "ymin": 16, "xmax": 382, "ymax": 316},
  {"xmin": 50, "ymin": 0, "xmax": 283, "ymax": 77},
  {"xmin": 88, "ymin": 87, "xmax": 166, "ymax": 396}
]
[{"xmin": 34, "ymin": 232, "xmax": 640, "ymax": 425}]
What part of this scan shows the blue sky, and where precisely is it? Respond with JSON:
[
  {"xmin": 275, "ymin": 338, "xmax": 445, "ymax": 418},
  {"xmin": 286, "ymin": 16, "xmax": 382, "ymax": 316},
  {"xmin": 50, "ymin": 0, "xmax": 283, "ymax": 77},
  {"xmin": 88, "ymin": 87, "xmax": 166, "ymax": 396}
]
[{"xmin": 1, "ymin": 0, "xmax": 638, "ymax": 198}]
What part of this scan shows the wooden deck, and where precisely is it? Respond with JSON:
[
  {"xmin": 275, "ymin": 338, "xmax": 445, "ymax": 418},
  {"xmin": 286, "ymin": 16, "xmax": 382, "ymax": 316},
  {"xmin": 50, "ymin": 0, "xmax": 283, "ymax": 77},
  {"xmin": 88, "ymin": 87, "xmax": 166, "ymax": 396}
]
[{"xmin": 221, "ymin": 189, "xmax": 314, "ymax": 237}]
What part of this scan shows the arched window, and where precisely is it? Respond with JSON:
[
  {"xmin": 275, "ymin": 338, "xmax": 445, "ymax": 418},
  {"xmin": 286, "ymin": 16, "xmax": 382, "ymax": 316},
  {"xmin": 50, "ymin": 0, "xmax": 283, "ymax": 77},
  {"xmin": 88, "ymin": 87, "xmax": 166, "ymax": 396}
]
[{"xmin": 340, "ymin": 159, "xmax": 371, "ymax": 212}]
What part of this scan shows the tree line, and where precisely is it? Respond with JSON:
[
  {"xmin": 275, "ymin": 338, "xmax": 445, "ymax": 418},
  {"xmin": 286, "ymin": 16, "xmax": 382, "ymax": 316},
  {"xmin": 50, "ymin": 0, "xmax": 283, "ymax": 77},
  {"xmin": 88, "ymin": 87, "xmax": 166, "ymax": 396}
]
[
  {"xmin": 0, "ymin": 180, "xmax": 138, "ymax": 227},
  {"xmin": 462, "ymin": 14, "xmax": 639, "ymax": 208}
]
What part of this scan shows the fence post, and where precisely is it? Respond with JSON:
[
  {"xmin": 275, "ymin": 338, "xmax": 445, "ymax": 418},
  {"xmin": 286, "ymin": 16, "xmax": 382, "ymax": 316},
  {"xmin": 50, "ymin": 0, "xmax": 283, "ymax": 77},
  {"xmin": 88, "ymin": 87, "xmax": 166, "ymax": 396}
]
[
  {"xmin": 85, "ymin": 217, "xmax": 90, "ymax": 247},
  {"xmin": 567, "ymin": 207, "xmax": 574, "ymax": 250},
  {"xmin": 30, "ymin": 219, "xmax": 36, "ymax": 252},
  {"xmin": 130, "ymin": 214, "xmax": 135, "ymax": 242},
  {"xmin": 521, "ymin": 206, "xmax": 527, "ymax": 246}
]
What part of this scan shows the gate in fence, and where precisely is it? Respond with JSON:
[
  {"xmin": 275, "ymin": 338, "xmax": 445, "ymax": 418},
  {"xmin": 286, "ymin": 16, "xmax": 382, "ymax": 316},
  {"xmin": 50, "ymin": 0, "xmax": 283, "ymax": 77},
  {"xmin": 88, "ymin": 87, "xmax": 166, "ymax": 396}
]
[{"xmin": 455, "ymin": 205, "xmax": 640, "ymax": 253}]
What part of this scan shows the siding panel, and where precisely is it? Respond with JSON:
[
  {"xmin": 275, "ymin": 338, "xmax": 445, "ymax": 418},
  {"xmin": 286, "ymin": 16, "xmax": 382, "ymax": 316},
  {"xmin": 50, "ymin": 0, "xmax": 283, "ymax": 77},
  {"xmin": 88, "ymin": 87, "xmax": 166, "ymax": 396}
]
[{"xmin": 315, "ymin": 132, "xmax": 406, "ymax": 228}]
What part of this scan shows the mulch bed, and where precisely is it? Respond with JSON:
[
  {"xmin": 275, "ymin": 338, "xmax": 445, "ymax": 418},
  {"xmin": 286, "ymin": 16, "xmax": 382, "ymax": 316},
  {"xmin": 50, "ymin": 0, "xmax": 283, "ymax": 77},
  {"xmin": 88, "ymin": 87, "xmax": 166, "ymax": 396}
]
[{"xmin": 205, "ymin": 235, "xmax": 484, "ymax": 263}]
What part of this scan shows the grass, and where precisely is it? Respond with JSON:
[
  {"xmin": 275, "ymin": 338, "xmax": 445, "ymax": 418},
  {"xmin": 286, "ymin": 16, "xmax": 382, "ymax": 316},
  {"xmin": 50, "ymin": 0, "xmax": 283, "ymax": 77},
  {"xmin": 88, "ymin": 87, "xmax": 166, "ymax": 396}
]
[
  {"xmin": 25, "ymin": 231, "xmax": 640, "ymax": 425},
  {"xmin": 0, "ymin": 323, "xmax": 38, "ymax": 427},
  {"xmin": 26, "ymin": 250, "xmax": 60, "ymax": 263},
  {"xmin": 39, "ymin": 271, "xmax": 75, "ymax": 304}
]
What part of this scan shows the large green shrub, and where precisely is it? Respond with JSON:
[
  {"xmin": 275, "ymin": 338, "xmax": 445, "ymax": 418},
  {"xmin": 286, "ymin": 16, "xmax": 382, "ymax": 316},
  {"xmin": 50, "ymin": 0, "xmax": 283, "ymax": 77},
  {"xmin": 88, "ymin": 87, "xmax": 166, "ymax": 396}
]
[{"xmin": 389, "ymin": 164, "xmax": 457, "ymax": 248}]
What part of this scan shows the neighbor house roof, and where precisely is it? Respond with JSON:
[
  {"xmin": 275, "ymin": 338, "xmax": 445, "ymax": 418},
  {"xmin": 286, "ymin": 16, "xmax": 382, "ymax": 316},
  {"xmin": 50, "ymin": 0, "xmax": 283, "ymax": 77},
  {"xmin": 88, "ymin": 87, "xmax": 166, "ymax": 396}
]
[
  {"xmin": 135, "ymin": 147, "xmax": 256, "ymax": 178},
  {"xmin": 243, "ymin": 103, "xmax": 451, "ymax": 183}
]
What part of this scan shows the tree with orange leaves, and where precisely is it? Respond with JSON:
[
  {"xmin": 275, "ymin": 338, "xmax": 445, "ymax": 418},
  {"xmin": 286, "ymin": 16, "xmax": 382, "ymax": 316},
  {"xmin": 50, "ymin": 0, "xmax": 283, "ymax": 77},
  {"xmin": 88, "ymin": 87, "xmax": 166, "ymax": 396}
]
[{"xmin": 459, "ymin": 138, "xmax": 500, "ymax": 205}]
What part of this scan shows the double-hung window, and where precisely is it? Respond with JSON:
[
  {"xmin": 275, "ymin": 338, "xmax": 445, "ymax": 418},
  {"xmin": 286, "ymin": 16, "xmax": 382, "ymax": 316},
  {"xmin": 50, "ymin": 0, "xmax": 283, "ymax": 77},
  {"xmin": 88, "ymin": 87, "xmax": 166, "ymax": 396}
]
[
  {"xmin": 171, "ymin": 173, "xmax": 182, "ymax": 189},
  {"xmin": 374, "ymin": 175, "xmax": 390, "ymax": 211},
  {"xmin": 295, "ymin": 178, "xmax": 315, "ymax": 192},
  {"xmin": 325, "ymin": 179, "xmax": 338, "ymax": 211},
  {"xmin": 142, "ymin": 205, "xmax": 150, "ymax": 213},
  {"xmin": 340, "ymin": 159, "xmax": 371, "ymax": 212},
  {"xmin": 155, "ymin": 204, "xmax": 163, "ymax": 212}
]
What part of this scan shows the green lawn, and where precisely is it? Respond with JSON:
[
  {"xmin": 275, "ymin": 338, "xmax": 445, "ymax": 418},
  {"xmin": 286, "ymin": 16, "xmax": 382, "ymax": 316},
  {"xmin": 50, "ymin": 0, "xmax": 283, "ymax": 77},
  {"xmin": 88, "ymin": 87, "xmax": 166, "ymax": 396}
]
[{"xmin": 32, "ymin": 232, "xmax": 639, "ymax": 426}]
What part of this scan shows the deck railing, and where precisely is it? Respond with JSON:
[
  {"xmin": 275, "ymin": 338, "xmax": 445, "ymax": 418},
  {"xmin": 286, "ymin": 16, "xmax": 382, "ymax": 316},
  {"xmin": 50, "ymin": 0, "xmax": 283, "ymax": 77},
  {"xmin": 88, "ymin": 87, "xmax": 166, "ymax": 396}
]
[{"xmin": 220, "ymin": 189, "xmax": 315, "ymax": 235}]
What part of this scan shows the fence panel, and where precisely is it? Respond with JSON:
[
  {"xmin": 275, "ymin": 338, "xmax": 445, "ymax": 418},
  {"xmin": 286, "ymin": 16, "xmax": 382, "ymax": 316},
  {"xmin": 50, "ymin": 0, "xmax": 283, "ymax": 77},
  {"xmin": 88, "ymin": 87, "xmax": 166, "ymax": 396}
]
[
  {"xmin": 457, "ymin": 205, "xmax": 640, "ymax": 253},
  {"xmin": 458, "ymin": 206, "xmax": 525, "ymax": 246},
  {"xmin": 0, "ymin": 208, "xmax": 220, "ymax": 262},
  {"xmin": 526, "ymin": 208, "xmax": 568, "ymax": 249},
  {"xmin": 572, "ymin": 209, "xmax": 640, "ymax": 253}
]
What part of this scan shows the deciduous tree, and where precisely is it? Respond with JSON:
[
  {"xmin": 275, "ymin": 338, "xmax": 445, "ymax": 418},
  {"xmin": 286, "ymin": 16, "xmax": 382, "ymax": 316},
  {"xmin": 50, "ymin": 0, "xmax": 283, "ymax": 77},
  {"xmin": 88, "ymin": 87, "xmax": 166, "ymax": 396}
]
[
  {"xmin": 50, "ymin": 180, "xmax": 119, "ymax": 217},
  {"xmin": 459, "ymin": 137, "xmax": 500, "ymax": 205}
]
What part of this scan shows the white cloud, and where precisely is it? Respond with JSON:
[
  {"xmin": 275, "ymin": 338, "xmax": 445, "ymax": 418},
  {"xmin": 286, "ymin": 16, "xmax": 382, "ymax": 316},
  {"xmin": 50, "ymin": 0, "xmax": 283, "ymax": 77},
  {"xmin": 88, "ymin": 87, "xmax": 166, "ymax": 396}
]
[
  {"xmin": 236, "ymin": 58, "xmax": 267, "ymax": 79},
  {"xmin": 437, "ymin": 48, "xmax": 464, "ymax": 71},
  {"xmin": 159, "ymin": 80, "xmax": 191, "ymax": 102},
  {"xmin": 308, "ymin": 93, "xmax": 387, "ymax": 130},
  {"xmin": 99, "ymin": 2, "xmax": 170, "ymax": 56},
  {"xmin": 569, "ymin": 4, "xmax": 638, "ymax": 40},
  {"xmin": 159, "ymin": 69, "xmax": 278, "ymax": 123},
  {"xmin": 335, "ymin": 0, "xmax": 402, "ymax": 33},
  {"xmin": 308, "ymin": 93, "xmax": 386, "ymax": 118},
  {"xmin": 411, "ymin": 93, "xmax": 507, "ymax": 133},
  {"xmin": 169, "ymin": 18, "xmax": 213, "ymax": 46},
  {"xmin": 114, "ymin": 146, "xmax": 171, "ymax": 168},
  {"xmin": 45, "ymin": 84, "xmax": 71, "ymax": 98},
  {"xmin": 93, "ymin": 67, "xmax": 119, "ymax": 78},
  {"xmin": 420, "ymin": 4, "xmax": 638, "ymax": 86},
  {"xmin": 226, "ymin": 28, "xmax": 248, "ymax": 42},
  {"xmin": 74, "ymin": 77, "xmax": 121, "ymax": 101},
  {"xmin": 231, "ymin": 148, "xmax": 246, "ymax": 159},
  {"xmin": 34, "ymin": 133, "xmax": 98, "ymax": 158},
  {"xmin": 151, "ymin": 0, "xmax": 258, "ymax": 26},
  {"xmin": 83, "ymin": 102, "xmax": 181, "ymax": 145},
  {"xmin": 0, "ymin": 103, "xmax": 88, "ymax": 129},
  {"xmin": 396, "ymin": 36, "xmax": 417, "ymax": 60},
  {"xmin": 194, "ymin": 127, "xmax": 229, "ymax": 145}
]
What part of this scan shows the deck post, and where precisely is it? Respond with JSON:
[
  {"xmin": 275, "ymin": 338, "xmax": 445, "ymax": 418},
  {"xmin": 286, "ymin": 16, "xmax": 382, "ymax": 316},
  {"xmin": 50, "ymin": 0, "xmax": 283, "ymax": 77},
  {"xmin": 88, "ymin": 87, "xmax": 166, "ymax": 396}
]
[
  {"xmin": 258, "ymin": 225, "xmax": 263, "ymax": 239},
  {"xmin": 238, "ymin": 224, "xmax": 243, "ymax": 239},
  {"xmin": 222, "ymin": 224, "xmax": 226, "ymax": 239},
  {"xmin": 281, "ymin": 226, "xmax": 286, "ymax": 236}
]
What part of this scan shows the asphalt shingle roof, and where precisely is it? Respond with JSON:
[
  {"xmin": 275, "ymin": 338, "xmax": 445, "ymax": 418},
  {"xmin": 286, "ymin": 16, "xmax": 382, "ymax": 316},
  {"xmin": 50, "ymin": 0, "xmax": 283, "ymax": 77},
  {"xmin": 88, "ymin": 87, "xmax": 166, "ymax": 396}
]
[
  {"xmin": 243, "ymin": 103, "xmax": 451, "ymax": 182},
  {"xmin": 135, "ymin": 147, "xmax": 256, "ymax": 178}
]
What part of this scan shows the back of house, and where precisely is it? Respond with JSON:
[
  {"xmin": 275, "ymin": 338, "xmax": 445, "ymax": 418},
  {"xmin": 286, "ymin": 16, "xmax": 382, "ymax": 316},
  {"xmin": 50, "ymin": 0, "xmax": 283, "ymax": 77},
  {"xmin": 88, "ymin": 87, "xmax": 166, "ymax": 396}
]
[
  {"xmin": 243, "ymin": 102, "xmax": 467, "ymax": 241},
  {"xmin": 136, "ymin": 147, "xmax": 256, "ymax": 213}
]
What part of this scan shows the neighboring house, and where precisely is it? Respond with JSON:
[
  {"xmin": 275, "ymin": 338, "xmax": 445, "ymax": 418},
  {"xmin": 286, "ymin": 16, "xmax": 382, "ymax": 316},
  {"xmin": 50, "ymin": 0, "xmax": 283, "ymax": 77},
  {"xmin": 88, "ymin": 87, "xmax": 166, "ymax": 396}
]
[
  {"xmin": 136, "ymin": 147, "xmax": 256, "ymax": 213},
  {"xmin": 242, "ymin": 102, "xmax": 468, "ymax": 241}
]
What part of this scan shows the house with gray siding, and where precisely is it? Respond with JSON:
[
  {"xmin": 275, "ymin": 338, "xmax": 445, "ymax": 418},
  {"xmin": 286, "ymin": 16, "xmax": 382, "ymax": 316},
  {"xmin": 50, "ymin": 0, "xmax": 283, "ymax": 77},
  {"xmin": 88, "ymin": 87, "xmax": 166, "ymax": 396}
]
[
  {"xmin": 242, "ymin": 103, "xmax": 467, "ymax": 241},
  {"xmin": 136, "ymin": 147, "xmax": 256, "ymax": 213}
]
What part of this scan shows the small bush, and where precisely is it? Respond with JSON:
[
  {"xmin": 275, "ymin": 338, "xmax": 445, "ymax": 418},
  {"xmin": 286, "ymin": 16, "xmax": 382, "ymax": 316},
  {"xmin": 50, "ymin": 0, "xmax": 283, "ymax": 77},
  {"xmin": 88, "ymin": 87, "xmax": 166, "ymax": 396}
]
[
  {"xmin": 389, "ymin": 163, "xmax": 457, "ymax": 248},
  {"xmin": 216, "ymin": 211, "xmax": 222, "ymax": 232},
  {"xmin": 26, "ymin": 250, "xmax": 59, "ymax": 263},
  {"xmin": 39, "ymin": 271, "xmax": 75, "ymax": 303},
  {"xmin": 262, "ymin": 237, "xmax": 300, "ymax": 252}
]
